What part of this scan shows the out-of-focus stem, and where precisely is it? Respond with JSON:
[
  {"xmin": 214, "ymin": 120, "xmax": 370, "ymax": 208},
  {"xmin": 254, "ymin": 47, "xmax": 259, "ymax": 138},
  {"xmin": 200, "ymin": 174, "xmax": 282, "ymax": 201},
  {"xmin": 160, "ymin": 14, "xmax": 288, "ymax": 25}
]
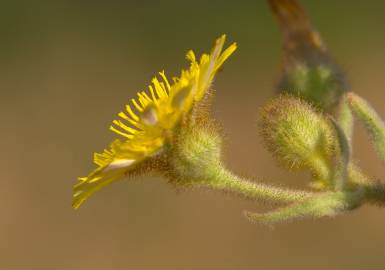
[{"xmin": 338, "ymin": 95, "xmax": 354, "ymax": 144}]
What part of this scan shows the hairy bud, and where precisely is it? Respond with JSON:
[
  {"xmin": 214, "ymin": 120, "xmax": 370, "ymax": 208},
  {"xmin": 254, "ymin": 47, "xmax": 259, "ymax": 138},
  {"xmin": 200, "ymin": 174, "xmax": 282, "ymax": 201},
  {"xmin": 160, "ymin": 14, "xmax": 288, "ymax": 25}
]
[
  {"xmin": 260, "ymin": 95, "xmax": 335, "ymax": 179},
  {"xmin": 167, "ymin": 123, "xmax": 223, "ymax": 185}
]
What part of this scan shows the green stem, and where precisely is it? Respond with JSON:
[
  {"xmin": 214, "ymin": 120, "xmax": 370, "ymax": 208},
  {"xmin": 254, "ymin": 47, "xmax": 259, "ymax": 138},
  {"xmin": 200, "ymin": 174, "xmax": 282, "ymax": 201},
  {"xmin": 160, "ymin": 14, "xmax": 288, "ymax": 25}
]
[
  {"xmin": 362, "ymin": 182, "xmax": 385, "ymax": 206},
  {"xmin": 193, "ymin": 165, "xmax": 314, "ymax": 204},
  {"xmin": 348, "ymin": 163, "xmax": 370, "ymax": 185},
  {"xmin": 347, "ymin": 92, "xmax": 385, "ymax": 162},
  {"xmin": 330, "ymin": 118, "xmax": 351, "ymax": 191},
  {"xmin": 338, "ymin": 95, "xmax": 354, "ymax": 144},
  {"xmin": 347, "ymin": 163, "xmax": 385, "ymax": 205}
]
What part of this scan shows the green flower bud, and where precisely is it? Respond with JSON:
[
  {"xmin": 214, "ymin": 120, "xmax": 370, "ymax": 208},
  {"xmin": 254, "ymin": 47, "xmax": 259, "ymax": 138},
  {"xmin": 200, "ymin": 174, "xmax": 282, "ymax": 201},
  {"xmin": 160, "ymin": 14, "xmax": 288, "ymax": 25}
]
[
  {"xmin": 167, "ymin": 122, "xmax": 223, "ymax": 185},
  {"xmin": 260, "ymin": 95, "xmax": 335, "ymax": 179}
]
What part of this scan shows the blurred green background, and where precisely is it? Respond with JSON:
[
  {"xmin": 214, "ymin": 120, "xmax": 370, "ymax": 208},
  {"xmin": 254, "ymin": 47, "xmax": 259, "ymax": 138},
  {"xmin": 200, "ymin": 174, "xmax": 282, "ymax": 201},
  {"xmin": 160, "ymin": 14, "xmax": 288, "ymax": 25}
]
[{"xmin": 2, "ymin": 1, "xmax": 385, "ymax": 269}]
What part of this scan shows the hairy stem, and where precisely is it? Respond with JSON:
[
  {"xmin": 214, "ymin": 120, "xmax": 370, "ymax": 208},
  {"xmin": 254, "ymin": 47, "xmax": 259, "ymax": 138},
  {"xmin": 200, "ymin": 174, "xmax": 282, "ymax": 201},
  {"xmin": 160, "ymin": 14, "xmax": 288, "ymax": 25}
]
[
  {"xmin": 338, "ymin": 95, "xmax": 354, "ymax": 143},
  {"xmin": 193, "ymin": 165, "xmax": 314, "ymax": 204},
  {"xmin": 348, "ymin": 163, "xmax": 371, "ymax": 185},
  {"xmin": 330, "ymin": 118, "xmax": 351, "ymax": 191},
  {"xmin": 362, "ymin": 182, "xmax": 385, "ymax": 206},
  {"xmin": 348, "ymin": 92, "xmax": 385, "ymax": 162},
  {"xmin": 347, "ymin": 164, "xmax": 385, "ymax": 205}
]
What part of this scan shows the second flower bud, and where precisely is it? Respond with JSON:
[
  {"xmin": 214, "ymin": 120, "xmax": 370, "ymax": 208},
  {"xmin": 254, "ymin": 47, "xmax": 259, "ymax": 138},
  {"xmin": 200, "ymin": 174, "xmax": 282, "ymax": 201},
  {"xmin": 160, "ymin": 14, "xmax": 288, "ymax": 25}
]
[{"xmin": 260, "ymin": 95, "xmax": 336, "ymax": 185}]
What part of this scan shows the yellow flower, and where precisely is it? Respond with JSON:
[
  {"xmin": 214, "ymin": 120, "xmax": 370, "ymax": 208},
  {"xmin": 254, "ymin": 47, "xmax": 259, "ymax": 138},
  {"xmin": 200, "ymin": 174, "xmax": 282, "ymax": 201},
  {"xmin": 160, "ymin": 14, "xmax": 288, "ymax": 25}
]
[{"xmin": 73, "ymin": 35, "xmax": 237, "ymax": 209}]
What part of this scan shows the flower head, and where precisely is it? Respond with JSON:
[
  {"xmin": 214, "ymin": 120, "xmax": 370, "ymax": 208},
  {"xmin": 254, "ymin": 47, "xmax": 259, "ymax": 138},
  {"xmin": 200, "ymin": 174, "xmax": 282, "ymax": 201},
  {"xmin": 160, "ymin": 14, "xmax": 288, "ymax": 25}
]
[{"xmin": 73, "ymin": 35, "xmax": 237, "ymax": 209}]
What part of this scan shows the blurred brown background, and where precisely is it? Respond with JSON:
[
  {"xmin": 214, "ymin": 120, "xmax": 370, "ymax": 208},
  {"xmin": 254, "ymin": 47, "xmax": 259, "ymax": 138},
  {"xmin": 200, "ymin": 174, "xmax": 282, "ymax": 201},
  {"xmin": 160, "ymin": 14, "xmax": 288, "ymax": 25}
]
[{"xmin": 2, "ymin": 1, "xmax": 385, "ymax": 269}]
